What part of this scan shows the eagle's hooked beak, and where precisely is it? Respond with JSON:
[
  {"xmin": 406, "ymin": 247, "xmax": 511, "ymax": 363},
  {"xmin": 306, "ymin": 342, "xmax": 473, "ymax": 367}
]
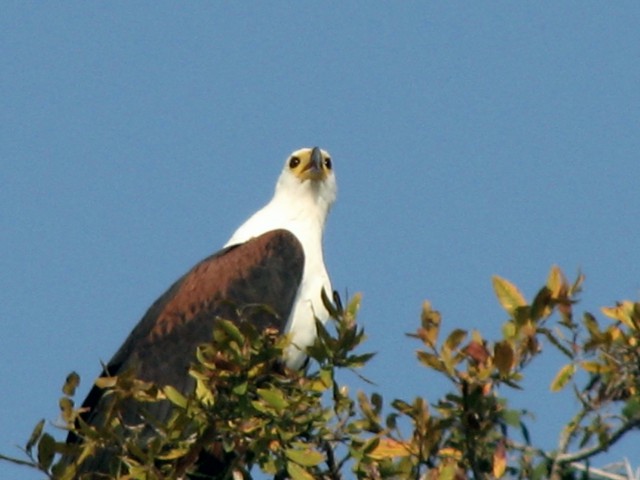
[
  {"xmin": 310, "ymin": 146, "xmax": 322, "ymax": 170},
  {"xmin": 301, "ymin": 146, "xmax": 325, "ymax": 181}
]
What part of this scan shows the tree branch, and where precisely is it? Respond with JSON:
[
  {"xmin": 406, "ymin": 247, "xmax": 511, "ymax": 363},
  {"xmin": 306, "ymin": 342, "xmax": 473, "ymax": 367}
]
[
  {"xmin": 556, "ymin": 417, "xmax": 640, "ymax": 465},
  {"xmin": 569, "ymin": 461, "xmax": 630, "ymax": 480}
]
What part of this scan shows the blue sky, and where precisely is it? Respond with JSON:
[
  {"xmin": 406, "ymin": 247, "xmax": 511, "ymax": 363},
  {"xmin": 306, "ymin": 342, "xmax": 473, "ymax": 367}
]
[{"xmin": 2, "ymin": 3, "xmax": 639, "ymax": 477}]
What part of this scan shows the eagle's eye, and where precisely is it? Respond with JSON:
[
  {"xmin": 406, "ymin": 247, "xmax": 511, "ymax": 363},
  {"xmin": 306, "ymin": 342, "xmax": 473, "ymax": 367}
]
[
  {"xmin": 324, "ymin": 157, "xmax": 332, "ymax": 170},
  {"xmin": 289, "ymin": 156, "xmax": 300, "ymax": 169}
]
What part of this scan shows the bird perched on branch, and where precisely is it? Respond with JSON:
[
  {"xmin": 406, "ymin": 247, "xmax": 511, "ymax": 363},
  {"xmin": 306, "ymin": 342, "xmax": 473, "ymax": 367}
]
[{"xmin": 64, "ymin": 147, "xmax": 337, "ymax": 477}]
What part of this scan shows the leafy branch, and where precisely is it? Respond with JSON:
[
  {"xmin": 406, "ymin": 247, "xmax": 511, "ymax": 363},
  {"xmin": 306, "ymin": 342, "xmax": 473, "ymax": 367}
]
[{"xmin": 2, "ymin": 267, "xmax": 639, "ymax": 479}]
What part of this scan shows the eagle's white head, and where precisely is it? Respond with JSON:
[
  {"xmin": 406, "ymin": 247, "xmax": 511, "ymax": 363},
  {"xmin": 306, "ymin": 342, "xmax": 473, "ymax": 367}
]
[
  {"xmin": 225, "ymin": 147, "xmax": 337, "ymax": 247},
  {"xmin": 274, "ymin": 147, "xmax": 337, "ymax": 218}
]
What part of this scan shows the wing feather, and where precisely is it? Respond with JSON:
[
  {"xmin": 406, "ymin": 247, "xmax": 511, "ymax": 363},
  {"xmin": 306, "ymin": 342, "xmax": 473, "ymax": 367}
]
[{"xmin": 66, "ymin": 229, "xmax": 304, "ymax": 473}]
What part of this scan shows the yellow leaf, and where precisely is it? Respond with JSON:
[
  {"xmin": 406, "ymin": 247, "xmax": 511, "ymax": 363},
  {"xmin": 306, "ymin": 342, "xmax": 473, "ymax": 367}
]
[
  {"xmin": 369, "ymin": 438, "xmax": 412, "ymax": 460},
  {"xmin": 439, "ymin": 465, "xmax": 457, "ymax": 480},
  {"xmin": 546, "ymin": 265, "xmax": 566, "ymax": 298},
  {"xmin": 494, "ymin": 341, "xmax": 515, "ymax": 376},
  {"xmin": 157, "ymin": 448, "xmax": 189, "ymax": 460},
  {"xmin": 610, "ymin": 325, "xmax": 622, "ymax": 341},
  {"xmin": 285, "ymin": 448, "xmax": 325, "ymax": 467},
  {"xmin": 286, "ymin": 461, "xmax": 315, "ymax": 480},
  {"xmin": 346, "ymin": 292, "xmax": 362, "ymax": 320},
  {"xmin": 493, "ymin": 440, "xmax": 507, "ymax": 478},
  {"xmin": 194, "ymin": 375, "xmax": 215, "ymax": 406},
  {"xmin": 59, "ymin": 397, "xmax": 74, "ymax": 422},
  {"xmin": 62, "ymin": 371, "xmax": 81, "ymax": 396},
  {"xmin": 444, "ymin": 329, "xmax": 468, "ymax": 351},
  {"xmin": 437, "ymin": 447, "xmax": 462, "ymax": 460},
  {"xmin": 601, "ymin": 301, "xmax": 638, "ymax": 330},
  {"xmin": 492, "ymin": 275, "xmax": 527, "ymax": 314},
  {"xmin": 94, "ymin": 376, "xmax": 117, "ymax": 389},
  {"xmin": 581, "ymin": 361, "xmax": 612, "ymax": 374},
  {"xmin": 25, "ymin": 419, "xmax": 45, "ymax": 454},
  {"xmin": 420, "ymin": 301, "xmax": 441, "ymax": 346},
  {"xmin": 550, "ymin": 363, "xmax": 576, "ymax": 392},
  {"xmin": 502, "ymin": 321, "xmax": 516, "ymax": 339},
  {"xmin": 417, "ymin": 351, "xmax": 443, "ymax": 370}
]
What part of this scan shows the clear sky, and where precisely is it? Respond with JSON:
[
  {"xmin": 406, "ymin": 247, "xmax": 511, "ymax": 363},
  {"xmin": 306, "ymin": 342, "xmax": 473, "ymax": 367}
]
[{"xmin": 2, "ymin": 3, "xmax": 639, "ymax": 477}]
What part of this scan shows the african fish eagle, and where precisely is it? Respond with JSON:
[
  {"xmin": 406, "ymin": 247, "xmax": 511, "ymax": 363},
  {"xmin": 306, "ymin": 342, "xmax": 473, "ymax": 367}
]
[{"xmin": 65, "ymin": 146, "xmax": 336, "ymax": 475}]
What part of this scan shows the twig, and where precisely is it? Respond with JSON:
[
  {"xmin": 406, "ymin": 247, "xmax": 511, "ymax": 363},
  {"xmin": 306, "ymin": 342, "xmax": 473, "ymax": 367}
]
[
  {"xmin": 570, "ymin": 462, "xmax": 628, "ymax": 480},
  {"xmin": 322, "ymin": 440, "xmax": 342, "ymax": 480},
  {"xmin": 556, "ymin": 417, "xmax": 640, "ymax": 465}
]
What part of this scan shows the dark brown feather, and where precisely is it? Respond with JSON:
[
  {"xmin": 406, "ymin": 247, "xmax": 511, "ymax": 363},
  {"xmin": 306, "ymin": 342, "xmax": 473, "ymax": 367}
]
[{"xmin": 65, "ymin": 229, "xmax": 304, "ymax": 476}]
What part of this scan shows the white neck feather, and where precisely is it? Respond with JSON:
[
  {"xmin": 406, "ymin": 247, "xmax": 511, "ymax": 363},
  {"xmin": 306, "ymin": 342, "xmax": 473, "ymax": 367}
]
[{"xmin": 224, "ymin": 169, "xmax": 335, "ymax": 248}]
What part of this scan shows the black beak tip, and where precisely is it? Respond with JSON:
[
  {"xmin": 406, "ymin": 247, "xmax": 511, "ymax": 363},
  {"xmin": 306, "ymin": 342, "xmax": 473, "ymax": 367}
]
[{"xmin": 310, "ymin": 146, "xmax": 322, "ymax": 167}]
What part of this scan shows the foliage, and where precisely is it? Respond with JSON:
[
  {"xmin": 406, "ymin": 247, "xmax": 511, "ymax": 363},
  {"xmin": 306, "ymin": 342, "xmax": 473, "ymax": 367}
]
[{"xmin": 2, "ymin": 266, "xmax": 640, "ymax": 479}]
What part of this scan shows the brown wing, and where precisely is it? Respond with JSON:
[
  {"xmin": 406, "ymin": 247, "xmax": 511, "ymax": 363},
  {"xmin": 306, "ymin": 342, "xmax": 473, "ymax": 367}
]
[
  {"xmin": 105, "ymin": 228, "xmax": 302, "ymax": 388},
  {"xmin": 66, "ymin": 229, "xmax": 304, "ymax": 473}
]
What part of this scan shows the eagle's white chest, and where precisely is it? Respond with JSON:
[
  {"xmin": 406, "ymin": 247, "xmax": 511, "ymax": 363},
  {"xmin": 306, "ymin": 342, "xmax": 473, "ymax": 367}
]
[
  {"xmin": 224, "ymin": 196, "xmax": 332, "ymax": 369},
  {"xmin": 283, "ymin": 232, "xmax": 332, "ymax": 369}
]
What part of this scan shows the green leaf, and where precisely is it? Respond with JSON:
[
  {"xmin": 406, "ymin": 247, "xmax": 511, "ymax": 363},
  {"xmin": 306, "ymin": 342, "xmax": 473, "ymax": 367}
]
[
  {"xmin": 501, "ymin": 409, "xmax": 522, "ymax": 427},
  {"xmin": 163, "ymin": 385, "xmax": 188, "ymax": 408},
  {"xmin": 492, "ymin": 275, "xmax": 527, "ymax": 314},
  {"xmin": 386, "ymin": 413, "xmax": 399, "ymax": 430},
  {"xmin": 582, "ymin": 312, "xmax": 600, "ymax": 337},
  {"xmin": 195, "ymin": 344, "xmax": 217, "ymax": 369},
  {"xmin": 321, "ymin": 287, "xmax": 339, "ymax": 318},
  {"xmin": 285, "ymin": 448, "xmax": 325, "ymax": 467},
  {"xmin": 25, "ymin": 419, "xmax": 45, "ymax": 454},
  {"xmin": 358, "ymin": 391, "xmax": 378, "ymax": 423},
  {"xmin": 37, "ymin": 433, "xmax": 56, "ymax": 470},
  {"xmin": 361, "ymin": 436, "xmax": 381, "ymax": 454},
  {"xmin": 346, "ymin": 352, "xmax": 376, "ymax": 368},
  {"xmin": 550, "ymin": 363, "xmax": 576, "ymax": 392},
  {"xmin": 257, "ymin": 387, "xmax": 288, "ymax": 411},
  {"xmin": 157, "ymin": 448, "xmax": 190, "ymax": 460},
  {"xmin": 521, "ymin": 419, "xmax": 531, "ymax": 445},
  {"xmin": 287, "ymin": 460, "xmax": 315, "ymax": 480},
  {"xmin": 62, "ymin": 371, "xmax": 80, "ymax": 396},
  {"xmin": 391, "ymin": 399, "xmax": 413, "ymax": 414},
  {"xmin": 232, "ymin": 381, "xmax": 248, "ymax": 395},
  {"xmin": 530, "ymin": 286, "xmax": 552, "ymax": 321},
  {"xmin": 217, "ymin": 318, "xmax": 245, "ymax": 345},
  {"xmin": 622, "ymin": 397, "xmax": 640, "ymax": 419},
  {"xmin": 314, "ymin": 318, "xmax": 336, "ymax": 352},
  {"xmin": 371, "ymin": 392, "xmax": 383, "ymax": 412}
]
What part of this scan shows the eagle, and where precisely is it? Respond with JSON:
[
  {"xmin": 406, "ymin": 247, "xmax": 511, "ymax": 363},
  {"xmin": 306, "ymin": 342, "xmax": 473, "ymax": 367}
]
[{"xmin": 64, "ymin": 147, "xmax": 337, "ymax": 477}]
